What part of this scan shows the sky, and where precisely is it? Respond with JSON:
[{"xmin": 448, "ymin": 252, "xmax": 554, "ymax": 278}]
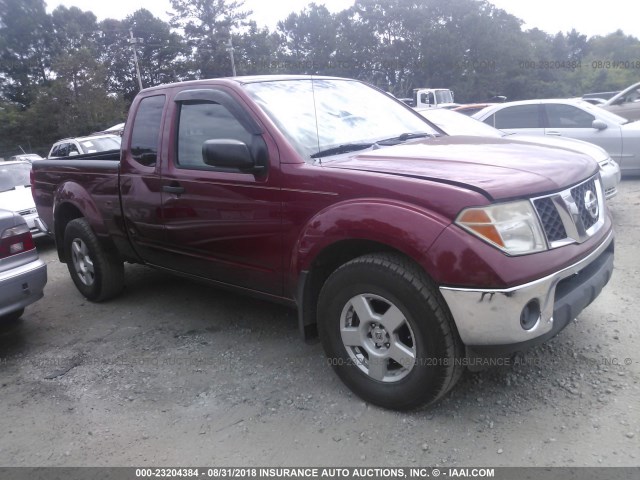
[{"xmin": 46, "ymin": 0, "xmax": 640, "ymax": 39}]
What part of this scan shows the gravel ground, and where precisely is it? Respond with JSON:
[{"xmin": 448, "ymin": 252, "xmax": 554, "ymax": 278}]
[{"xmin": 0, "ymin": 179, "xmax": 638, "ymax": 467}]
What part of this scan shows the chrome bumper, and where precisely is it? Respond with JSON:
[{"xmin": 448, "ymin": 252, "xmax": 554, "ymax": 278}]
[{"xmin": 440, "ymin": 231, "xmax": 614, "ymax": 347}]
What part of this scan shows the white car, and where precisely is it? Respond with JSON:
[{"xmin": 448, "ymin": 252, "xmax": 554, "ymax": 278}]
[
  {"xmin": 0, "ymin": 161, "xmax": 46, "ymax": 238},
  {"xmin": 8, "ymin": 153, "xmax": 43, "ymax": 163},
  {"xmin": 47, "ymin": 134, "xmax": 121, "ymax": 159},
  {"xmin": 418, "ymin": 107, "xmax": 621, "ymax": 199},
  {"xmin": 472, "ymin": 99, "xmax": 640, "ymax": 175}
]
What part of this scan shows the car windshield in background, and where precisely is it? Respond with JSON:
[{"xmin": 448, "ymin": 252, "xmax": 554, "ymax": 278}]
[
  {"xmin": 244, "ymin": 79, "xmax": 436, "ymax": 160},
  {"xmin": 418, "ymin": 108, "xmax": 502, "ymax": 137},
  {"xmin": 0, "ymin": 163, "xmax": 31, "ymax": 192},
  {"xmin": 79, "ymin": 136, "xmax": 121, "ymax": 154}
]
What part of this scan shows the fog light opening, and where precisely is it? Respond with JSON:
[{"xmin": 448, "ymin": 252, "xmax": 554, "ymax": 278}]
[{"xmin": 520, "ymin": 300, "xmax": 541, "ymax": 330}]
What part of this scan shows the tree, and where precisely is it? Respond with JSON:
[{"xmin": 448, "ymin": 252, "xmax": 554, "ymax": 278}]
[
  {"xmin": 0, "ymin": 0, "xmax": 51, "ymax": 106},
  {"xmin": 24, "ymin": 50, "xmax": 126, "ymax": 147},
  {"xmin": 49, "ymin": 5, "xmax": 100, "ymax": 57},
  {"xmin": 99, "ymin": 9, "xmax": 191, "ymax": 102},
  {"xmin": 170, "ymin": 0, "xmax": 251, "ymax": 78},
  {"xmin": 583, "ymin": 30, "xmax": 640, "ymax": 91},
  {"xmin": 276, "ymin": 3, "xmax": 338, "ymax": 74},
  {"xmin": 232, "ymin": 21, "xmax": 281, "ymax": 75}
]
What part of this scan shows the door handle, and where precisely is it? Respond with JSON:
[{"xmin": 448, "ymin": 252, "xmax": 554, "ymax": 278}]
[
  {"xmin": 546, "ymin": 131, "xmax": 562, "ymax": 136},
  {"xmin": 163, "ymin": 184, "xmax": 185, "ymax": 195}
]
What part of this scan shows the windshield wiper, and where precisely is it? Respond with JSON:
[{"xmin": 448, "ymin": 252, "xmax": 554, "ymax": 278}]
[
  {"xmin": 376, "ymin": 132, "xmax": 435, "ymax": 145},
  {"xmin": 311, "ymin": 142, "xmax": 374, "ymax": 159}
]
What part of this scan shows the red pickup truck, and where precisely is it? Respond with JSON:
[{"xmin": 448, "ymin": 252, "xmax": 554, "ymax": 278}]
[{"xmin": 32, "ymin": 76, "xmax": 614, "ymax": 409}]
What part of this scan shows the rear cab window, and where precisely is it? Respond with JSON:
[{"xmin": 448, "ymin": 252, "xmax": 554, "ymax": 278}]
[{"xmin": 129, "ymin": 95, "xmax": 166, "ymax": 167}]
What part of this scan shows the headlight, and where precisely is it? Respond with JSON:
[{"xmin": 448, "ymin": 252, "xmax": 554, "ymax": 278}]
[{"xmin": 456, "ymin": 200, "xmax": 547, "ymax": 255}]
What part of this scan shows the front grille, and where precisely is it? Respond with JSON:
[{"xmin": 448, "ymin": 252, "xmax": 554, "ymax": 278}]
[
  {"xmin": 532, "ymin": 175, "xmax": 603, "ymax": 248},
  {"xmin": 571, "ymin": 178, "xmax": 598, "ymax": 230},
  {"xmin": 534, "ymin": 197, "xmax": 566, "ymax": 242}
]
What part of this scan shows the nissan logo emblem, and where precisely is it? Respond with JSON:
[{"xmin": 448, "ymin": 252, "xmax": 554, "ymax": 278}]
[{"xmin": 584, "ymin": 190, "xmax": 598, "ymax": 219}]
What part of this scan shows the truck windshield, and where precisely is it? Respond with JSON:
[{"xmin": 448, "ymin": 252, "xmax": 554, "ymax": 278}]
[
  {"xmin": 435, "ymin": 90, "xmax": 453, "ymax": 104},
  {"xmin": 244, "ymin": 79, "xmax": 437, "ymax": 160}
]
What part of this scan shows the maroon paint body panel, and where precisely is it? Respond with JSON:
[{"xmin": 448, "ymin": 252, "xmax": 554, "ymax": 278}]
[{"xmin": 31, "ymin": 76, "xmax": 610, "ymax": 304}]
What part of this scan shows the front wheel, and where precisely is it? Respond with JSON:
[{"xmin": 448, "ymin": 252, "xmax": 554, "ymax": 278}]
[
  {"xmin": 64, "ymin": 218, "xmax": 124, "ymax": 302},
  {"xmin": 318, "ymin": 253, "xmax": 463, "ymax": 410}
]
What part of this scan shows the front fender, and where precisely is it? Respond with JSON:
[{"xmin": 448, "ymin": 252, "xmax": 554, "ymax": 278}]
[{"xmin": 291, "ymin": 198, "xmax": 452, "ymax": 280}]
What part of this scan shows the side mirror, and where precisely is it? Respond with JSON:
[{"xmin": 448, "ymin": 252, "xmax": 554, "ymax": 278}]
[
  {"xmin": 68, "ymin": 151, "xmax": 78, "ymax": 157},
  {"xmin": 592, "ymin": 119, "xmax": 608, "ymax": 131},
  {"xmin": 202, "ymin": 139, "xmax": 258, "ymax": 172}
]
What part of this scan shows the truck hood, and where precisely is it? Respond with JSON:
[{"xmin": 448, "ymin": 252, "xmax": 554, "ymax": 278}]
[{"xmin": 324, "ymin": 136, "xmax": 598, "ymax": 200}]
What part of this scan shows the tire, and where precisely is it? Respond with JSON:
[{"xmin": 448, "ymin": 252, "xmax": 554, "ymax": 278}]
[
  {"xmin": 64, "ymin": 218, "xmax": 124, "ymax": 302},
  {"xmin": 318, "ymin": 253, "xmax": 464, "ymax": 410},
  {"xmin": 0, "ymin": 308, "xmax": 24, "ymax": 322}
]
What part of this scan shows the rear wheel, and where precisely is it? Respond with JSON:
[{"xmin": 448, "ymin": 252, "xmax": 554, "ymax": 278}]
[
  {"xmin": 64, "ymin": 218, "xmax": 124, "ymax": 302},
  {"xmin": 318, "ymin": 253, "xmax": 463, "ymax": 410}
]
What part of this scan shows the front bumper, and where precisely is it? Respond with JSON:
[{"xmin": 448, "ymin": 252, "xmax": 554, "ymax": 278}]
[
  {"xmin": 0, "ymin": 257, "xmax": 48, "ymax": 318},
  {"xmin": 439, "ymin": 231, "xmax": 614, "ymax": 354}
]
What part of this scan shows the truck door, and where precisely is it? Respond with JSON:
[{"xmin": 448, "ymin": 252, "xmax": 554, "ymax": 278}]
[
  {"xmin": 159, "ymin": 88, "xmax": 283, "ymax": 296},
  {"xmin": 119, "ymin": 94, "xmax": 168, "ymax": 265}
]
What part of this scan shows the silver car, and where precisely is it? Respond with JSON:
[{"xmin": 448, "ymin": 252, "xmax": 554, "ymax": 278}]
[
  {"xmin": 0, "ymin": 209, "xmax": 47, "ymax": 321},
  {"xmin": 472, "ymin": 99, "xmax": 640, "ymax": 175},
  {"xmin": 417, "ymin": 107, "xmax": 621, "ymax": 199}
]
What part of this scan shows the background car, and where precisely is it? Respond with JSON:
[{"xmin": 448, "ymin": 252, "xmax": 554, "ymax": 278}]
[
  {"xmin": 600, "ymin": 81, "xmax": 640, "ymax": 121},
  {"xmin": 452, "ymin": 103, "xmax": 496, "ymax": 116},
  {"xmin": 0, "ymin": 161, "xmax": 46, "ymax": 238},
  {"xmin": 581, "ymin": 98, "xmax": 607, "ymax": 106},
  {"xmin": 0, "ymin": 208, "xmax": 47, "ymax": 322},
  {"xmin": 47, "ymin": 134, "xmax": 121, "ymax": 159},
  {"xmin": 8, "ymin": 153, "xmax": 43, "ymax": 163},
  {"xmin": 418, "ymin": 107, "xmax": 621, "ymax": 199},
  {"xmin": 472, "ymin": 99, "xmax": 640, "ymax": 175}
]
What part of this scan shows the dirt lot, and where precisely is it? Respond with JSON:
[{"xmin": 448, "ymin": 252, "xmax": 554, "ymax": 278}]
[{"xmin": 0, "ymin": 179, "xmax": 638, "ymax": 468}]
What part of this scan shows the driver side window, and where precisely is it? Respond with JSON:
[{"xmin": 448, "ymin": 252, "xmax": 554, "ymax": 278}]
[
  {"xmin": 546, "ymin": 104, "xmax": 594, "ymax": 128},
  {"xmin": 177, "ymin": 101, "xmax": 253, "ymax": 169}
]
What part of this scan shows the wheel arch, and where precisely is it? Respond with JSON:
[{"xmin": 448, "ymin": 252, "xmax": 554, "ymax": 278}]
[
  {"xmin": 291, "ymin": 200, "xmax": 451, "ymax": 341},
  {"xmin": 54, "ymin": 197, "xmax": 119, "ymax": 263},
  {"xmin": 296, "ymin": 239, "xmax": 429, "ymax": 341}
]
